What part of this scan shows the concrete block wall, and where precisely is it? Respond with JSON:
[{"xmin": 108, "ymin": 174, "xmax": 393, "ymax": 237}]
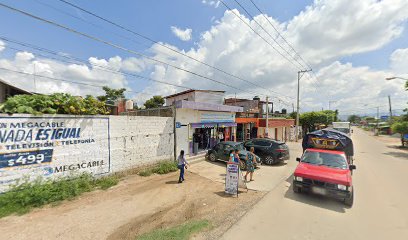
[
  {"xmin": 0, "ymin": 114, "xmax": 174, "ymax": 193},
  {"xmin": 109, "ymin": 116, "xmax": 174, "ymax": 173}
]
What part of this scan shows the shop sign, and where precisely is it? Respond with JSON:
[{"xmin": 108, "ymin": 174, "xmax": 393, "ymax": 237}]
[
  {"xmin": 200, "ymin": 112, "xmax": 234, "ymax": 123},
  {"xmin": 225, "ymin": 163, "xmax": 239, "ymax": 195},
  {"xmin": 0, "ymin": 117, "xmax": 110, "ymax": 192}
]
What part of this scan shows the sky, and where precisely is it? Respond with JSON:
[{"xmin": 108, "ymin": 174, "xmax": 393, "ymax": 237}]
[{"xmin": 0, "ymin": 0, "xmax": 407, "ymax": 117}]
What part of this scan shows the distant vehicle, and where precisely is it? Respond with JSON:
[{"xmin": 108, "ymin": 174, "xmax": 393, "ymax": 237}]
[
  {"xmin": 243, "ymin": 138, "xmax": 290, "ymax": 165},
  {"xmin": 294, "ymin": 129, "xmax": 356, "ymax": 206},
  {"xmin": 206, "ymin": 141, "xmax": 261, "ymax": 170},
  {"xmin": 332, "ymin": 122, "xmax": 351, "ymax": 136}
]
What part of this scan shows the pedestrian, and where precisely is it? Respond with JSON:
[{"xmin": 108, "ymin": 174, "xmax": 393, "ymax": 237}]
[
  {"xmin": 218, "ymin": 131, "xmax": 224, "ymax": 142},
  {"xmin": 245, "ymin": 147, "xmax": 256, "ymax": 182},
  {"xmin": 234, "ymin": 149, "xmax": 242, "ymax": 164},
  {"xmin": 177, "ymin": 150, "xmax": 189, "ymax": 183},
  {"xmin": 228, "ymin": 149, "xmax": 235, "ymax": 163}
]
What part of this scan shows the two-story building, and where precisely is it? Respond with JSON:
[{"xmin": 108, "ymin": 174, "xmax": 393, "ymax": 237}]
[
  {"xmin": 165, "ymin": 90, "xmax": 243, "ymax": 156},
  {"xmin": 224, "ymin": 97, "xmax": 295, "ymax": 142}
]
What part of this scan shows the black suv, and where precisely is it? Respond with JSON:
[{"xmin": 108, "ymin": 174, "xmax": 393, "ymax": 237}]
[{"xmin": 244, "ymin": 138, "xmax": 290, "ymax": 165}]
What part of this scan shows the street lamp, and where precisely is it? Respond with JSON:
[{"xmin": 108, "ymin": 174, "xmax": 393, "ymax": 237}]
[
  {"xmin": 386, "ymin": 76, "xmax": 408, "ymax": 81},
  {"xmin": 384, "ymin": 76, "xmax": 407, "ymax": 120}
]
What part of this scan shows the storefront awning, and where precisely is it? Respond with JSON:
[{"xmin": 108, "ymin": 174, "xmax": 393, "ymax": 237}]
[
  {"xmin": 218, "ymin": 122, "xmax": 237, "ymax": 127},
  {"xmin": 191, "ymin": 122, "xmax": 218, "ymax": 128},
  {"xmin": 190, "ymin": 122, "xmax": 237, "ymax": 128}
]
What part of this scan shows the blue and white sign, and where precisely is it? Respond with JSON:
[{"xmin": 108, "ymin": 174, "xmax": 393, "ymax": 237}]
[
  {"xmin": 0, "ymin": 116, "xmax": 110, "ymax": 192},
  {"xmin": 175, "ymin": 122, "xmax": 181, "ymax": 128},
  {"xmin": 200, "ymin": 112, "xmax": 235, "ymax": 123},
  {"xmin": 380, "ymin": 115, "xmax": 389, "ymax": 120}
]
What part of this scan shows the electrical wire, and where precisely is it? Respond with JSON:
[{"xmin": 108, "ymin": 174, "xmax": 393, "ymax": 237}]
[
  {"xmin": 0, "ymin": 2, "xmax": 268, "ymax": 98},
  {"xmin": 56, "ymin": 0, "xmax": 294, "ymax": 100}
]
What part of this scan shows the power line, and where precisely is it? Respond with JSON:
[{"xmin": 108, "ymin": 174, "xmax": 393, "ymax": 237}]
[
  {"xmin": 246, "ymin": 0, "xmax": 327, "ymax": 98},
  {"xmin": 248, "ymin": 0, "xmax": 313, "ymax": 72},
  {"xmin": 56, "ymin": 0, "xmax": 294, "ymax": 100},
  {"xmin": 1, "ymin": 37, "xmax": 255, "ymax": 100},
  {"xmin": 0, "ymin": 37, "xmax": 194, "ymax": 91},
  {"xmin": 233, "ymin": 0, "xmax": 306, "ymax": 70},
  {"xmin": 219, "ymin": 0, "xmax": 303, "ymax": 72},
  {"xmin": 0, "ymin": 2, "xmax": 268, "ymax": 99}
]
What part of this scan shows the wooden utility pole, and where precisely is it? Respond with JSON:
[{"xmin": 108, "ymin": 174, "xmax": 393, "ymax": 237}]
[
  {"xmin": 265, "ymin": 96, "xmax": 269, "ymax": 138},
  {"xmin": 296, "ymin": 69, "xmax": 312, "ymax": 142}
]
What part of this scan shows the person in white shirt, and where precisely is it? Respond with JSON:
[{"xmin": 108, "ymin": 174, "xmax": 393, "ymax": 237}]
[{"xmin": 177, "ymin": 150, "xmax": 189, "ymax": 183}]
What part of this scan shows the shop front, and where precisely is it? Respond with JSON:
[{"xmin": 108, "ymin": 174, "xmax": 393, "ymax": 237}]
[
  {"xmin": 173, "ymin": 100, "xmax": 243, "ymax": 157},
  {"xmin": 235, "ymin": 118, "xmax": 259, "ymax": 141},
  {"xmin": 189, "ymin": 112, "xmax": 237, "ymax": 155}
]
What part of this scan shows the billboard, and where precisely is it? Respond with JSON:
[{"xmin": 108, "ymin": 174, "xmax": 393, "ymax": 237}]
[{"xmin": 0, "ymin": 116, "xmax": 110, "ymax": 192}]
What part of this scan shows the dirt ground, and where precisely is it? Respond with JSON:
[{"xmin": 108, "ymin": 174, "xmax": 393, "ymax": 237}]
[{"xmin": 0, "ymin": 169, "xmax": 264, "ymax": 240}]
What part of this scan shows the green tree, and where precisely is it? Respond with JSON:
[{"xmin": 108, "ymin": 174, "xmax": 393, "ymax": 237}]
[
  {"xmin": 97, "ymin": 86, "xmax": 126, "ymax": 104},
  {"xmin": 144, "ymin": 96, "xmax": 165, "ymax": 109},
  {"xmin": 348, "ymin": 115, "xmax": 361, "ymax": 123},
  {"xmin": 391, "ymin": 121, "xmax": 408, "ymax": 146}
]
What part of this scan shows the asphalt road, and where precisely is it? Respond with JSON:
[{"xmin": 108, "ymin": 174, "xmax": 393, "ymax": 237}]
[{"xmin": 221, "ymin": 128, "xmax": 408, "ymax": 240}]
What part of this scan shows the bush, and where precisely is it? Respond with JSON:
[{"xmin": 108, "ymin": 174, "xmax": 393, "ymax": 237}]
[
  {"xmin": 138, "ymin": 161, "xmax": 178, "ymax": 177},
  {"xmin": 0, "ymin": 93, "xmax": 109, "ymax": 115},
  {"xmin": 0, "ymin": 174, "xmax": 119, "ymax": 218},
  {"xmin": 391, "ymin": 121, "xmax": 408, "ymax": 146}
]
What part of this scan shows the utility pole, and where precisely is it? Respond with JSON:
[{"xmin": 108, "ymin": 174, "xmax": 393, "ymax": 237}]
[
  {"xmin": 388, "ymin": 95, "xmax": 393, "ymax": 120},
  {"xmin": 265, "ymin": 96, "xmax": 269, "ymax": 138},
  {"xmin": 296, "ymin": 69, "xmax": 312, "ymax": 142},
  {"xmin": 376, "ymin": 106, "xmax": 380, "ymax": 136}
]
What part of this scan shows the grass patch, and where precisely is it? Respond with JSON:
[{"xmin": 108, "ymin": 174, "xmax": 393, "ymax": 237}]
[
  {"xmin": 0, "ymin": 174, "xmax": 119, "ymax": 218},
  {"xmin": 137, "ymin": 220, "xmax": 210, "ymax": 240},
  {"xmin": 138, "ymin": 161, "xmax": 178, "ymax": 177}
]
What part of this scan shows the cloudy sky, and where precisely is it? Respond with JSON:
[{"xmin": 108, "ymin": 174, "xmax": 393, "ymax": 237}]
[{"xmin": 0, "ymin": 0, "xmax": 407, "ymax": 116}]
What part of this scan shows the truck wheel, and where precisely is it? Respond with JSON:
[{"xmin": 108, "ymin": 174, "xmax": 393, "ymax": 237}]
[
  {"xmin": 344, "ymin": 189, "xmax": 354, "ymax": 207},
  {"xmin": 209, "ymin": 153, "xmax": 216, "ymax": 162}
]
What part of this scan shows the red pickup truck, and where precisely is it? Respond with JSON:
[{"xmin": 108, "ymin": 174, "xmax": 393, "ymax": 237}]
[{"xmin": 294, "ymin": 129, "xmax": 356, "ymax": 206}]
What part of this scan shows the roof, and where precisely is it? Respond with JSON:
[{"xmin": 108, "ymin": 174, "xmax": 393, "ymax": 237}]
[
  {"xmin": 165, "ymin": 89, "xmax": 225, "ymax": 99},
  {"xmin": 0, "ymin": 79, "xmax": 32, "ymax": 95},
  {"xmin": 224, "ymin": 98, "xmax": 267, "ymax": 104},
  {"xmin": 175, "ymin": 100, "xmax": 243, "ymax": 112}
]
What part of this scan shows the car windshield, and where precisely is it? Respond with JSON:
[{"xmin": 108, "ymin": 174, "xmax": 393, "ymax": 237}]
[
  {"xmin": 234, "ymin": 143, "xmax": 245, "ymax": 151},
  {"xmin": 334, "ymin": 128, "xmax": 350, "ymax": 134},
  {"xmin": 301, "ymin": 151, "xmax": 348, "ymax": 169}
]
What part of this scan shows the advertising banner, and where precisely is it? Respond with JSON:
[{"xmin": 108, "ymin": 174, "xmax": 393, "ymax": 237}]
[
  {"xmin": 200, "ymin": 112, "xmax": 235, "ymax": 123},
  {"xmin": 225, "ymin": 163, "xmax": 239, "ymax": 195},
  {"xmin": 0, "ymin": 116, "xmax": 110, "ymax": 192}
]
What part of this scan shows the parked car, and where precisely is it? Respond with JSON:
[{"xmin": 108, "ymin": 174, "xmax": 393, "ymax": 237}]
[
  {"xmin": 243, "ymin": 138, "xmax": 290, "ymax": 165},
  {"xmin": 293, "ymin": 148, "xmax": 356, "ymax": 206},
  {"xmin": 206, "ymin": 141, "xmax": 261, "ymax": 170}
]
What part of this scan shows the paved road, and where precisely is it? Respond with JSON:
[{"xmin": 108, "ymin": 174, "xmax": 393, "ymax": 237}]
[{"xmin": 221, "ymin": 128, "xmax": 408, "ymax": 240}]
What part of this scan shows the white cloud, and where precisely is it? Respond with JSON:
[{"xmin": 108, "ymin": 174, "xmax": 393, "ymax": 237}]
[
  {"xmin": 139, "ymin": 1, "xmax": 408, "ymax": 113},
  {"xmin": 0, "ymin": 40, "xmax": 5, "ymax": 52},
  {"xmin": 286, "ymin": 0, "xmax": 408, "ymax": 65},
  {"xmin": 390, "ymin": 48, "xmax": 408, "ymax": 74},
  {"xmin": 202, "ymin": 0, "xmax": 220, "ymax": 8},
  {"xmin": 171, "ymin": 26, "xmax": 193, "ymax": 41},
  {"xmin": 0, "ymin": 50, "xmax": 146, "ymax": 97},
  {"xmin": 1, "ymin": 0, "xmax": 407, "ymax": 113}
]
